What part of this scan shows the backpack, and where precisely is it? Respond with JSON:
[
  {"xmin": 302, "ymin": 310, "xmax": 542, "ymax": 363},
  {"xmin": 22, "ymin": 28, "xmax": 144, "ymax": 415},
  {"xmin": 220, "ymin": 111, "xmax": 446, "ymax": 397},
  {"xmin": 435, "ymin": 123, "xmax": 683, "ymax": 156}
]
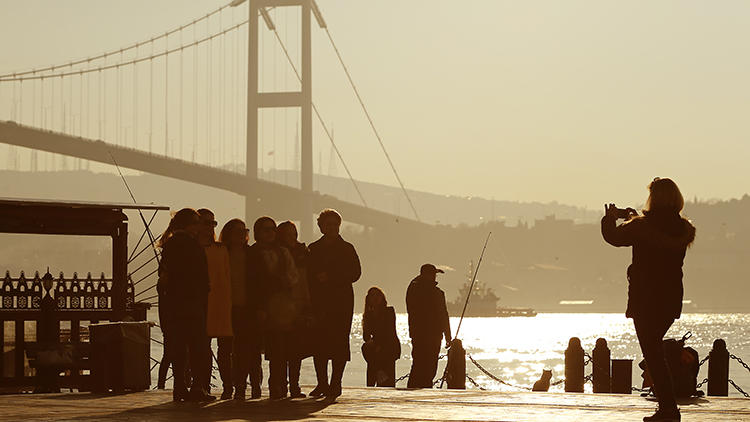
[{"xmin": 640, "ymin": 332, "xmax": 700, "ymax": 398}]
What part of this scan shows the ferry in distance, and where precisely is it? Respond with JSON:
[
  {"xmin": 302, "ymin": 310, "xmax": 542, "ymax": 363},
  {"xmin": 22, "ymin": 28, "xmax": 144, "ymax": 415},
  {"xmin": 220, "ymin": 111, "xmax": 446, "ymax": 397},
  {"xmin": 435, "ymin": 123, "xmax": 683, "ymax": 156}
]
[{"xmin": 446, "ymin": 262, "xmax": 536, "ymax": 318}]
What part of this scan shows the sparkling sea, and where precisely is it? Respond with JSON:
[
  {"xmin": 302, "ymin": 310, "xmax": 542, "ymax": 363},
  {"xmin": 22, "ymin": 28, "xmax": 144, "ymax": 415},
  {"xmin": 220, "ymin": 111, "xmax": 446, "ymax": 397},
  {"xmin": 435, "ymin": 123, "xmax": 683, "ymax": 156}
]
[{"xmin": 148, "ymin": 311, "xmax": 750, "ymax": 398}]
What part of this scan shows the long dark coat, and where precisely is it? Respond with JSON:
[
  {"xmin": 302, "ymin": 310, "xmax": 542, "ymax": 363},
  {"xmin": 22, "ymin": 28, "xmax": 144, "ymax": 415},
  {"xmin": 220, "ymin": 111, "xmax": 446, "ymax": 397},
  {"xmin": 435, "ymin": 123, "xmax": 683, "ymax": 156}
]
[
  {"xmin": 308, "ymin": 235, "xmax": 361, "ymax": 361},
  {"xmin": 158, "ymin": 230, "xmax": 210, "ymax": 331},
  {"xmin": 286, "ymin": 242, "xmax": 314, "ymax": 360},
  {"xmin": 601, "ymin": 211, "xmax": 696, "ymax": 320},
  {"xmin": 362, "ymin": 306, "xmax": 401, "ymax": 362},
  {"xmin": 248, "ymin": 242, "xmax": 299, "ymax": 361}
]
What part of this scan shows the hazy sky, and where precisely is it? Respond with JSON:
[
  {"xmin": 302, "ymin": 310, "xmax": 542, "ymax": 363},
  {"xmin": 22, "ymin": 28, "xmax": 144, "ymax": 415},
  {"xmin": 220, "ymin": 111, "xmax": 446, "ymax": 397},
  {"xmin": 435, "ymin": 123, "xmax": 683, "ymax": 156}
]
[{"xmin": 1, "ymin": 0, "xmax": 749, "ymax": 211}]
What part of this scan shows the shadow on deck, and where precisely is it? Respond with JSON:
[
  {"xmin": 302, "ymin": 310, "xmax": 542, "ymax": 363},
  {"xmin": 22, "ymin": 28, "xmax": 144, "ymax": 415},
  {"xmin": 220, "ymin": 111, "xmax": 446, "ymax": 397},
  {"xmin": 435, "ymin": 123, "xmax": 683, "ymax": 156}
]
[{"xmin": 0, "ymin": 387, "xmax": 748, "ymax": 421}]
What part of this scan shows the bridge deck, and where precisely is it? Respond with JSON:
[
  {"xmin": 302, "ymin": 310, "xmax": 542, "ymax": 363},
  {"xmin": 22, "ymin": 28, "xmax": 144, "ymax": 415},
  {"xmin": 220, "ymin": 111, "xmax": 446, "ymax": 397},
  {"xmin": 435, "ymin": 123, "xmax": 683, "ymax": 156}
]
[
  {"xmin": 0, "ymin": 387, "xmax": 747, "ymax": 421},
  {"xmin": 0, "ymin": 121, "xmax": 426, "ymax": 230}
]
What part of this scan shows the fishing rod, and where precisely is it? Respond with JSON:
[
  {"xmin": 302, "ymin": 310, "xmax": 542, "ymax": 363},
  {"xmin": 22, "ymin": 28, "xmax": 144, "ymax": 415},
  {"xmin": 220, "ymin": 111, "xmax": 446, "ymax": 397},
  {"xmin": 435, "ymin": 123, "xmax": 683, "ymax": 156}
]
[
  {"xmin": 439, "ymin": 231, "xmax": 491, "ymax": 389},
  {"xmin": 454, "ymin": 231, "xmax": 491, "ymax": 340},
  {"xmin": 108, "ymin": 152, "xmax": 161, "ymax": 268}
]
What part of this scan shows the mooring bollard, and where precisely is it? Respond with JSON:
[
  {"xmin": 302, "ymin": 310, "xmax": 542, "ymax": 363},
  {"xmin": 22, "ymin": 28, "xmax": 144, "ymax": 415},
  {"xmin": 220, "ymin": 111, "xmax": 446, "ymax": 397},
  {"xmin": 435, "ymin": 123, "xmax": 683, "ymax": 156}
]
[
  {"xmin": 611, "ymin": 359, "xmax": 632, "ymax": 394},
  {"xmin": 708, "ymin": 339, "xmax": 729, "ymax": 396},
  {"xmin": 446, "ymin": 339, "xmax": 466, "ymax": 389},
  {"xmin": 565, "ymin": 337, "xmax": 584, "ymax": 392},
  {"xmin": 592, "ymin": 338, "xmax": 611, "ymax": 393}
]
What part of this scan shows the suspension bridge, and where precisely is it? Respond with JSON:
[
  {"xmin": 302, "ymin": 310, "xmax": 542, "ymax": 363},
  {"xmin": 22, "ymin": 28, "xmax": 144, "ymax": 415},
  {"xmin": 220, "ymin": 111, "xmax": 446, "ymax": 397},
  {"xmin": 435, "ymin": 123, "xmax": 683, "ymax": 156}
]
[{"xmin": 0, "ymin": 0, "xmax": 425, "ymax": 240}]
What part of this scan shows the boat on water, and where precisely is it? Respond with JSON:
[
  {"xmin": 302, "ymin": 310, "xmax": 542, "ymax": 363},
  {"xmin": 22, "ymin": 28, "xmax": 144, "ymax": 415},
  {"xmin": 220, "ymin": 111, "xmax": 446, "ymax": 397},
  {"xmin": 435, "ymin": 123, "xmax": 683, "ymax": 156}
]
[{"xmin": 446, "ymin": 261, "xmax": 537, "ymax": 318}]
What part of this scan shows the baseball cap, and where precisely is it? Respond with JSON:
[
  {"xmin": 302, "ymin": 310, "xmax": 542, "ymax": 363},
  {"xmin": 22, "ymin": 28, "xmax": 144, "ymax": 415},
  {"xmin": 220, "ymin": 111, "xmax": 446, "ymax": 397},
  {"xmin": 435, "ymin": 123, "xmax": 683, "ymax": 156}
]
[{"xmin": 420, "ymin": 263, "xmax": 445, "ymax": 275}]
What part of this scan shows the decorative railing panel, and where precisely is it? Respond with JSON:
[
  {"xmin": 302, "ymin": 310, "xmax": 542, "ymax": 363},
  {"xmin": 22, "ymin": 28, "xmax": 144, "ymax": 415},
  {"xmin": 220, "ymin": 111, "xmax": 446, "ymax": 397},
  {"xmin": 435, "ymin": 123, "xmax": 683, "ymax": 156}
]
[{"xmin": 0, "ymin": 271, "xmax": 129, "ymax": 312}]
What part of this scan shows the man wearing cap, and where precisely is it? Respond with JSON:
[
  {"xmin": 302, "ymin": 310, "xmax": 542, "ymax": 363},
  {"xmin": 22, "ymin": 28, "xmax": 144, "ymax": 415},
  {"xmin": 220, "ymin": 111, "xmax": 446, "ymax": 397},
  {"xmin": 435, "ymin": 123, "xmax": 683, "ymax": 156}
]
[{"xmin": 406, "ymin": 264, "xmax": 452, "ymax": 388}]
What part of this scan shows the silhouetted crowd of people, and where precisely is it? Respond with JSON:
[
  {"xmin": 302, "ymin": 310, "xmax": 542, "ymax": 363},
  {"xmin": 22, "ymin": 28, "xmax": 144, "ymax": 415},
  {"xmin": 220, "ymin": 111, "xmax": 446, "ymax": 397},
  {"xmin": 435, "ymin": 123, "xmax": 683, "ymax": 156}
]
[
  {"xmin": 156, "ymin": 206, "xmax": 455, "ymax": 403},
  {"xmin": 157, "ymin": 208, "xmax": 363, "ymax": 402}
]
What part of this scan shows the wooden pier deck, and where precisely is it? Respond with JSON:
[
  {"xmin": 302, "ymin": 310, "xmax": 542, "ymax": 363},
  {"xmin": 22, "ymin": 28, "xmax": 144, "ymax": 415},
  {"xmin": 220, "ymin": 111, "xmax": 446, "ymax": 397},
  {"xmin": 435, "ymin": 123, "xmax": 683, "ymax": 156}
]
[{"xmin": 0, "ymin": 387, "xmax": 748, "ymax": 422}]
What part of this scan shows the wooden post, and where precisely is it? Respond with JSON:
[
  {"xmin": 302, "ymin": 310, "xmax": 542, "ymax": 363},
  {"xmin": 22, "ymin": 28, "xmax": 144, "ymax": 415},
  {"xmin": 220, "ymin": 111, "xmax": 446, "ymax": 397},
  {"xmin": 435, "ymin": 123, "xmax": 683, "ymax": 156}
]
[
  {"xmin": 445, "ymin": 339, "xmax": 466, "ymax": 389},
  {"xmin": 592, "ymin": 338, "xmax": 611, "ymax": 393},
  {"xmin": 611, "ymin": 359, "xmax": 633, "ymax": 394},
  {"xmin": 564, "ymin": 337, "xmax": 584, "ymax": 392},
  {"xmin": 707, "ymin": 339, "xmax": 729, "ymax": 396}
]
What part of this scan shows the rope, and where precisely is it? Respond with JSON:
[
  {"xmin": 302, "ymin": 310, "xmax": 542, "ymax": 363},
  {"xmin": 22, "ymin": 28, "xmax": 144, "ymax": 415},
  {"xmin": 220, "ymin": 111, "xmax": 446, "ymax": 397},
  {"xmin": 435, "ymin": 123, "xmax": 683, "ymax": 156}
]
[
  {"xmin": 132, "ymin": 268, "xmax": 159, "ymax": 287},
  {"xmin": 134, "ymin": 281, "xmax": 158, "ymax": 297},
  {"xmin": 128, "ymin": 252, "xmax": 161, "ymax": 277},
  {"xmin": 128, "ymin": 234, "xmax": 163, "ymax": 264}
]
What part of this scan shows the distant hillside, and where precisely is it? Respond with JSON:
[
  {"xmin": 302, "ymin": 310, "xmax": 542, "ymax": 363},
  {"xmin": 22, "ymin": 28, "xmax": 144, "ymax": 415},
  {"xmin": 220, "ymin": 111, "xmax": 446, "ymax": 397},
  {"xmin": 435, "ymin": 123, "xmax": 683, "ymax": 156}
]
[
  {"xmin": 1, "ymin": 170, "xmax": 747, "ymax": 314},
  {"xmin": 0, "ymin": 169, "xmax": 600, "ymax": 226}
]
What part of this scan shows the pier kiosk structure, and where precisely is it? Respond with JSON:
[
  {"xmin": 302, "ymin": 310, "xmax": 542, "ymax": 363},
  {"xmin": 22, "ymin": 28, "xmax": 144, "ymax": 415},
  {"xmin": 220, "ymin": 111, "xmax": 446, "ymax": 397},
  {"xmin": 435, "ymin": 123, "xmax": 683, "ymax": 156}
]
[{"xmin": 0, "ymin": 198, "xmax": 168, "ymax": 392}]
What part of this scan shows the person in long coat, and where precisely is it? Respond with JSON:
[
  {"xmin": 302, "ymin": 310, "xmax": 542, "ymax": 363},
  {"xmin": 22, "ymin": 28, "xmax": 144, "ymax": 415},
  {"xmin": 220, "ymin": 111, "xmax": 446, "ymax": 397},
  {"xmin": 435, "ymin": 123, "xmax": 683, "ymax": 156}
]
[
  {"xmin": 362, "ymin": 287, "xmax": 400, "ymax": 387},
  {"xmin": 219, "ymin": 218, "xmax": 263, "ymax": 400},
  {"xmin": 307, "ymin": 209, "xmax": 361, "ymax": 399},
  {"xmin": 602, "ymin": 177, "xmax": 695, "ymax": 422},
  {"xmin": 248, "ymin": 216, "xmax": 299, "ymax": 400},
  {"xmin": 197, "ymin": 209, "xmax": 233, "ymax": 399},
  {"xmin": 277, "ymin": 221, "xmax": 314, "ymax": 398},
  {"xmin": 158, "ymin": 208, "xmax": 214, "ymax": 402}
]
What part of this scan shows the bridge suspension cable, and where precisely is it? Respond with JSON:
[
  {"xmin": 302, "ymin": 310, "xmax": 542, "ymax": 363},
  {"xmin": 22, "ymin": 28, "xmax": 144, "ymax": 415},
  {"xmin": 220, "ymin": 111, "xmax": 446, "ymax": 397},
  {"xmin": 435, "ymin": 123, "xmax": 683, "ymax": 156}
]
[
  {"xmin": 320, "ymin": 22, "xmax": 421, "ymax": 222},
  {"xmin": 0, "ymin": 3, "xmax": 232, "ymax": 79},
  {"xmin": 0, "ymin": 20, "xmax": 250, "ymax": 83},
  {"xmin": 265, "ymin": 15, "xmax": 368, "ymax": 208}
]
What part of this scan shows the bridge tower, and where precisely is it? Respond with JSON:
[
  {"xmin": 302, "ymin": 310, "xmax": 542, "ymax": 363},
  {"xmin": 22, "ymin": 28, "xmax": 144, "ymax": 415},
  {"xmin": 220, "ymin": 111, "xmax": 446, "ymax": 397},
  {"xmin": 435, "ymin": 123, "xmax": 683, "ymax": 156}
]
[{"xmin": 246, "ymin": 0, "xmax": 320, "ymax": 241}]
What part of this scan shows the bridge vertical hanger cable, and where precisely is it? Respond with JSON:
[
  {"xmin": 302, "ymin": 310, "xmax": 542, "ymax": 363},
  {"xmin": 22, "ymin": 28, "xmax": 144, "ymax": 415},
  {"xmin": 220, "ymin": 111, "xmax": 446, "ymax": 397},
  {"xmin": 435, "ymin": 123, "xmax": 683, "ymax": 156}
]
[
  {"xmin": 133, "ymin": 45, "xmax": 138, "ymax": 150},
  {"xmin": 207, "ymin": 15, "xmax": 212, "ymax": 166},
  {"xmin": 266, "ymin": 16, "xmax": 368, "ymax": 208},
  {"xmin": 232, "ymin": 6, "xmax": 238, "ymax": 171},
  {"xmin": 205, "ymin": 14, "xmax": 213, "ymax": 166},
  {"xmin": 51, "ymin": 76, "xmax": 55, "ymax": 135},
  {"xmin": 165, "ymin": 32, "xmax": 169, "ymax": 156},
  {"xmin": 102, "ymin": 56, "xmax": 107, "ymax": 143},
  {"xmin": 273, "ymin": 9, "xmax": 277, "ymax": 183},
  {"xmin": 117, "ymin": 51, "xmax": 122, "ymax": 146},
  {"xmin": 193, "ymin": 25, "xmax": 198, "ymax": 163},
  {"xmin": 262, "ymin": 20, "xmax": 266, "ymax": 178},
  {"xmin": 87, "ymin": 72, "xmax": 91, "ymax": 141},
  {"xmin": 220, "ymin": 8, "xmax": 225, "ymax": 167},
  {"xmin": 149, "ymin": 41, "xmax": 154, "ymax": 154},
  {"xmin": 284, "ymin": 7, "xmax": 288, "ymax": 187},
  {"xmin": 79, "ymin": 71, "xmax": 83, "ymax": 139},
  {"xmin": 179, "ymin": 27, "xmax": 184, "ymax": 161}
]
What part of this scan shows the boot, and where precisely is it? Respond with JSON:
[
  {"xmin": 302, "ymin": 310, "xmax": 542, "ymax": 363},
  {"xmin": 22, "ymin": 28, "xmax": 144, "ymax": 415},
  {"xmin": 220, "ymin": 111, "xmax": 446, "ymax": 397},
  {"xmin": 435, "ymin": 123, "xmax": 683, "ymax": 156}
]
[
  {"xmin": 289, "ymin": 385, "xmax": 306, "ymax": 399},
  {"xmin": 309, "ymin": 384, "xmax": 329, "ymax": 398},
  {"xmin": 643, "ymin": 406, "xmax": 681, "ymax": 422}
]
